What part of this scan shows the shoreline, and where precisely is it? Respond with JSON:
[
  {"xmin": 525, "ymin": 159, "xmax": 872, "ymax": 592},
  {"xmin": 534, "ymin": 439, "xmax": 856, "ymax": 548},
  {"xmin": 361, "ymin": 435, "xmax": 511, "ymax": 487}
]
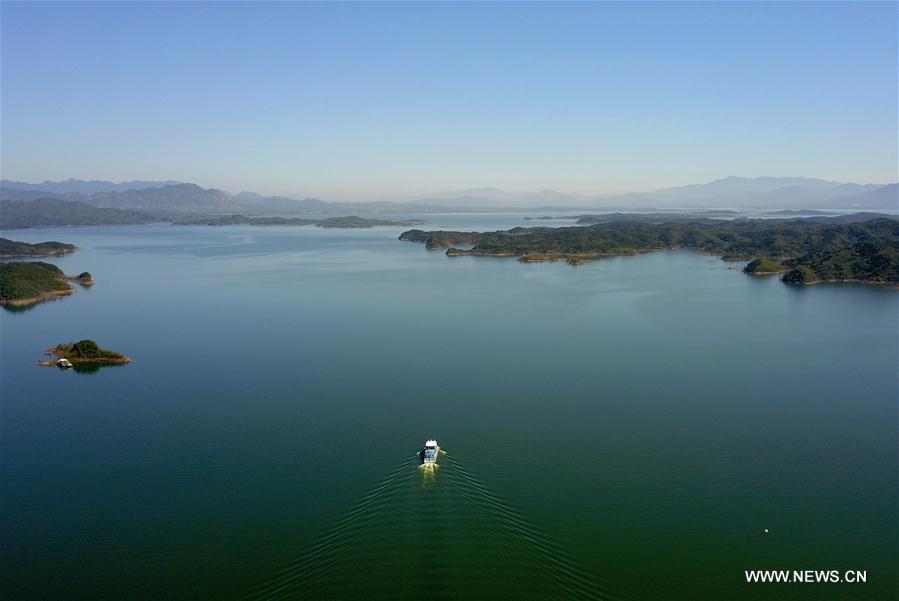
[
  {"xmin": 796, "ymin": 278, "xmax": 899, "ymax": 288},
  {"xmin": 437, "ymin": 246, "xmax": 897, "ymax": 287},
  {"xmin": 399, "ymin": 217, "xmax": 898, "ymax": 288},
  {"xmin": 447, "ymin": 246, "xmax": 672, "ymax": 264},
  {"xmin": 745, "ymin": 269, "xmax": 789, "ymax": 276},
  {"xmin": 0, "ymin": 288, "xmax": 74, "ymax": 307},
  {"xmin": 174, "ymin": 215, "xmax": 429, "ymax": 228},
  {"xmin": 0, "ymin": 250, "xmax": 77, "ymax": 259}
]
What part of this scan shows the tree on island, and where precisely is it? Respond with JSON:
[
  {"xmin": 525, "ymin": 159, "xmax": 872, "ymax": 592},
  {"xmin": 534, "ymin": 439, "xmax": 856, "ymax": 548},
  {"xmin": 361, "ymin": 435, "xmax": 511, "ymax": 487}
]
[
  {"xmin": 72, "ymin": 339, "xmax": 104, "ymax": 358},
  {"xmin": 50, "ymin": 339, "xmax": 129, "ymax": 362},
  {"xmin": 782, "ymin": 265, "xmax": 818, "ymax": 284}
]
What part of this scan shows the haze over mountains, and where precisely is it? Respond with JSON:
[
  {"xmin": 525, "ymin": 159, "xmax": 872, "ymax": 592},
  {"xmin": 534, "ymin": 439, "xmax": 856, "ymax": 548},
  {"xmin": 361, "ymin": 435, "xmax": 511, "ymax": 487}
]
[
  {"xmin": 421, "ymin": 178, "xmax": 896, "ymax": 211},
  {"xmin": 1, "ymin": 179, "xmax": 183, "ymax": 196},
  {"xmin": 1, "ymin": 176, "xmax": 896, "ymax": 215}
]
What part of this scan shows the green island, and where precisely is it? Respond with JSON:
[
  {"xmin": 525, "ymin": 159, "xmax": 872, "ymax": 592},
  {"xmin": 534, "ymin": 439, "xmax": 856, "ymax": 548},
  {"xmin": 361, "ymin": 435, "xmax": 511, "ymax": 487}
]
[
  {"xmin": 37, "ymin": 339, "xmax": 131, "ymax": 368},
  {"xmin": 400, "ymin": 215, "xmax": 899, "ymax": 286},
  {"xmin": 174, "ymin": 215, "xmax": 427, "ymax": 228},
  {"xmin": 74, "ymin": 271, "xmax": 94, "ymax": 285},
  {"xmin": 0, "ymin": 238, "xmax": 78, "ymax": 258},
  {"xmin": 0, "ymin": 262, "xmax": 75, "ymax": 306},
  {"xmin": 0, "ymin": 262, "xmax": 94, "ymax": 306}
]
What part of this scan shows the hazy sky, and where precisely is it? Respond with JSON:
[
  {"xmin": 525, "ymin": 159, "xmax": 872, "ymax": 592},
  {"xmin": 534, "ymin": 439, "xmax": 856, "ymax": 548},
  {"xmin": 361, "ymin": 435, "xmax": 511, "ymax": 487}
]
[{"xmin": 2, "ymin": 1, "xmax": 896, "ymax": 200}]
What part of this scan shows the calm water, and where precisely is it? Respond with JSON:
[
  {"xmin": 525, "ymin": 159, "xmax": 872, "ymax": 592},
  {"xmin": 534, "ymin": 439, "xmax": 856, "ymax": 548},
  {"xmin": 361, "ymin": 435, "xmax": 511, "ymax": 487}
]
[{"xmin": 2, "ymin": 216, "xmax": 897, "ymax": 600}]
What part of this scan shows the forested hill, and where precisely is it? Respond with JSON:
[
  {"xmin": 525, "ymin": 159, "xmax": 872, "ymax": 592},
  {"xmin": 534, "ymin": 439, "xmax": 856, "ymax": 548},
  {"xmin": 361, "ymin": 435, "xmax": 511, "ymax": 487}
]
[
  {"xmin": 400, "ymin": 216, "xmax": 899, "ymax": 285},
  {"xmin": 0, "ymin": 198, "xmax": 161, "ymax": 229}
]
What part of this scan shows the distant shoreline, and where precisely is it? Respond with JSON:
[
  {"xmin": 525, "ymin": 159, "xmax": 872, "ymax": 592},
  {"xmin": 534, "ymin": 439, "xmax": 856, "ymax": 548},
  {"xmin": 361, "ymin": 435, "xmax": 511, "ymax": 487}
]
[
  {"xmin": 400, "ymin": 215, "xmax": 899, "ymax": 287},
  {"xmin": 0, "ymin": 249, "xmax": 76, "ymax": 259},
  {"xmin": 174, "ymin": 215, "xmax": 429, "ymax": 228},
  {"xmin": 450, "ymin": 246, "xmax": 897, "ymax": 287}
]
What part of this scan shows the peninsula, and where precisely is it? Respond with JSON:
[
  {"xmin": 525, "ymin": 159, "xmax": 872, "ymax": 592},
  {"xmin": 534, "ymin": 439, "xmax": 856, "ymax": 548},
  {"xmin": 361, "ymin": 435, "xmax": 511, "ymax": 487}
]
[
  {"xmin": 0, "ymin": 237, "xmax": 77, "ymax": 258},
  {"xmin": 37, "ymin": 339, "xmax": 131, "ymax": 367},
  {"xmin": 174, "ymin": 215, "xmax": 427, "ymax": 228},
  {"xmin": 0, "ymin": 262, "xmax": 94, "ymax": 306},
  {"xmin": 399, "ymin": 215, "xmax": 899, "ymax": 285}
]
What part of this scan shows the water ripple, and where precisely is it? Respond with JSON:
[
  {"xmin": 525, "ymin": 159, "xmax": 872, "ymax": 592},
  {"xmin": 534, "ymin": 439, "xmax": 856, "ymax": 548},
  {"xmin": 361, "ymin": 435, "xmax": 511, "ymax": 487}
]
[{"xmin": 247, "ymin": 451, "xmax": 620, "ymax": 600}]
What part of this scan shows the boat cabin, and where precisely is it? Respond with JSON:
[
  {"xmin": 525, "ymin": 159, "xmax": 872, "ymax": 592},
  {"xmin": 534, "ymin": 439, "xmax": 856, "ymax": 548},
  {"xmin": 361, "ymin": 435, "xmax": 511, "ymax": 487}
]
[{"xmin": 422, "ymin": 439, "xmax": 439, "ymax": 464}]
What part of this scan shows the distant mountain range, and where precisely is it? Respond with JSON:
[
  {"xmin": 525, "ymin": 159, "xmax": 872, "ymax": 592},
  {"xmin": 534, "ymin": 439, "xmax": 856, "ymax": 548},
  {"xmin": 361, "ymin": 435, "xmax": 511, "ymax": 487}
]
[
  {"xmin": 231, "ymin": 191, "xmax": 334, "ymax": 213},
  {"xmin": 411, "ymin": 187, "xmax": 587, "ymax": 208},
  {"xmin": 0, "ymin": 181, "xmax": 327, "ymax": 215},
  {"xmin": 88, "ymin": 183, "xmax": 232, "ymax": 212},
  {"xmin": 1, "ymin": 176, "xmax": 896, "ymax": 215},
  {"xmin": 1, "ymin": 178, "xmax": 182, "ymax": 196},
  {"xmin": 597, "ymin": 176, "xmax": 894, "ymax": 210}
]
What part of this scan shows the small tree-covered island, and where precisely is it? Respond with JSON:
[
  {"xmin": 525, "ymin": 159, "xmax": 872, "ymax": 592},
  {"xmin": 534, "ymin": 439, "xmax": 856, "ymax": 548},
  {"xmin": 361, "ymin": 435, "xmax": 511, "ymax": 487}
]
[
  {"xmin": 400, "ymin": 215, "xmax": 899, "ymax": 286},
  {"xmin": 0, "ymin": 262, "xmax": 94, "ymax": 306},
  {"xmin": 74, "ymin": 271, "xmax": 94, "ymax": 285},
  {"xmin": 37, "ymin": 339, "xmax": 131, "ymax": 368}
]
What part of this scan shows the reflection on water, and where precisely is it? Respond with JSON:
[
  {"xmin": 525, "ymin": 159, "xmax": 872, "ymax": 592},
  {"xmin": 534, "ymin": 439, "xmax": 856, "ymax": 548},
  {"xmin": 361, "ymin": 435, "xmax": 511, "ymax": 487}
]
[
  {"xmin": 249, "ymin": 452, "xmax": 612, "ymax": 600},
  {"xmin": 419, "ymin": 463, "xmax": 438, "ymax": 486},
  {"xmin": 1, "ymin": 301, "xmax": 44, "ymax": 314},
  {"xmin": 70, "ymin": 362, "xmax": 130, "ymax": 374}
]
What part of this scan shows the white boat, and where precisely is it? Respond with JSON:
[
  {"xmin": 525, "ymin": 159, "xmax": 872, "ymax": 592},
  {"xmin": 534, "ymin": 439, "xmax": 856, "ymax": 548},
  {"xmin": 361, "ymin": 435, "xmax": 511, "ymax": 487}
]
[
  {"xmin": 56, "ymin": 358, "xmax": 73, "ymax": 369},
  {"xmin": 421, "ymin": 439, "xmax": 439, "ymax": 465}
]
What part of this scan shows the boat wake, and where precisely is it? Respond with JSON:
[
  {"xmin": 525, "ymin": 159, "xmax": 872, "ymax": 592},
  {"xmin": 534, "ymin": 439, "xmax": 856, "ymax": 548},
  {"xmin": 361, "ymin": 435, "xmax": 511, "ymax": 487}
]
[{"xmin": 247, "ymin": 451, "xmax": 618, "ymax": 600}]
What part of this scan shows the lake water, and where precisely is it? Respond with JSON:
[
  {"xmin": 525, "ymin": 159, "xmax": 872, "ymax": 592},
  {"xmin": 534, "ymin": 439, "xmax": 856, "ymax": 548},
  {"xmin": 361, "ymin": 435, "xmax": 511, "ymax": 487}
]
[{"xmin": 2, "ymin": 216, "xmax": 897, "ymax": 600}]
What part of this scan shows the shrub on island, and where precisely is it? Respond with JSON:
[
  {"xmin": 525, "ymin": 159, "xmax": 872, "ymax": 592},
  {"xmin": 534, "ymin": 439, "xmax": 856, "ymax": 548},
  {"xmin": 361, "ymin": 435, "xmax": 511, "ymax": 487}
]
[
  {"xmin": 743, "ymin": 257, "xmax": 784, "ymax": 274},
  {"xmin": 782, "ymin": 265, "xmax": 818, "ymax": 284}
]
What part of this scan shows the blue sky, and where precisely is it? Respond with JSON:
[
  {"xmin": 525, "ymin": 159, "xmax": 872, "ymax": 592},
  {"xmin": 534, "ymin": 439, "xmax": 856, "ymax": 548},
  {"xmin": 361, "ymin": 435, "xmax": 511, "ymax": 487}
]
[{"xmin": 1, "ymin": 1, "xmax": 896, "ymax": 200}]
